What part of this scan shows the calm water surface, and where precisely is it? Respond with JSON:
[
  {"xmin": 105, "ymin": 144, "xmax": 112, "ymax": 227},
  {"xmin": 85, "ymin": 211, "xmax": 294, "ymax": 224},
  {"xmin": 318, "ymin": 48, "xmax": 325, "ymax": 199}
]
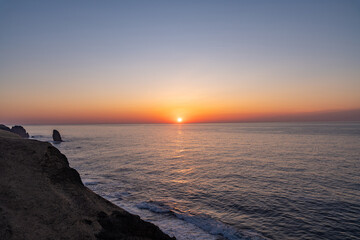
[{"xmin": 25, "ymin": 123, "xmax": 360, "ymax": 240}]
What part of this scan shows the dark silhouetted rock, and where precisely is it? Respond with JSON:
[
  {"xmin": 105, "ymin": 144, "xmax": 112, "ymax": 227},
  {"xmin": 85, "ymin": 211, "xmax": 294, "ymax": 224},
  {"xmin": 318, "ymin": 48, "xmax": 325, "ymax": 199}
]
[
  {"xmin": 0, "ymin": 124, "xmax": 11, "ymax": 132},
  {"xmin": 96, "ymin": 210, "xmax": 173, "ymax": 240},
  {"xmin": 0, "ymin": 131, "xmax": 175, "ymax": 240},
  {"xmin": 52, "ymin": 129, "xmax": 62, "ymax": 142},
  {"xmin": 10, "ymin": 125, "xmax": 29, "ymax": 138}
]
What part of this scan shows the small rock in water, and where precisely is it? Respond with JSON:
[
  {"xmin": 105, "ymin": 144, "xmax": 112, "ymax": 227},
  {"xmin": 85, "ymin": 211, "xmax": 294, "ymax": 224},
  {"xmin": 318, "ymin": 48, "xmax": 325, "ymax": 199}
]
[
  {"xmin": 52, "ymin": 129, "xmax": 63, "ymax": 142},
  {"xmin": 10, "ymin": 125, "xmax": 29, "ymax": 138}
]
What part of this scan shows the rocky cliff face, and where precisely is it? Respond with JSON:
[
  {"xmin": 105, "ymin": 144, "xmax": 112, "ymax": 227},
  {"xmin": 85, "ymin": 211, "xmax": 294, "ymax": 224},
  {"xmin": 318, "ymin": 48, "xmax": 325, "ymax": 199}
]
[{"xmin": 0, "ymin": 130, "xmax": 175, "ymax": 240}]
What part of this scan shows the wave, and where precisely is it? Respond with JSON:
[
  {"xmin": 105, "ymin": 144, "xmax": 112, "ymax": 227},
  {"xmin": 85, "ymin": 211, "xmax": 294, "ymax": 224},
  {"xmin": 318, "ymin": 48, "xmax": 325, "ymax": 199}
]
[
  {"xmin": 136, "ymin": 200, "xmax": 267, "ymax": 240},
  {"xmin": 137, "ymin": 201, "xmax": 172, "ymax": 214},
  {"xmin": 82, "ymin": 178, "xmax": 102, "ymax": 186}
]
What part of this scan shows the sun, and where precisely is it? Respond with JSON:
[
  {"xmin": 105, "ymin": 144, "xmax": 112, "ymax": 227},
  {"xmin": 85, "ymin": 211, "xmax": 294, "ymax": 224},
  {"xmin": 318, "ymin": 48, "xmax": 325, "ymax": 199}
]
[{"xmin": 177, "ymin": 117, "xmax": 183, "ymax": 123}]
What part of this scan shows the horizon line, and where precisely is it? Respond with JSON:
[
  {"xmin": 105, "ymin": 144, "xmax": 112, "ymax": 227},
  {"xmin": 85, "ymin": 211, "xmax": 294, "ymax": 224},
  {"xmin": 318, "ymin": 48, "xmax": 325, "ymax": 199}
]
[
  {"xmin": 3, "ymin": 119, "xmax": 360, "ymax": 126},
  {"xmin": 2, "ymin": 108, "xmax": 360, "ymax": 126}
]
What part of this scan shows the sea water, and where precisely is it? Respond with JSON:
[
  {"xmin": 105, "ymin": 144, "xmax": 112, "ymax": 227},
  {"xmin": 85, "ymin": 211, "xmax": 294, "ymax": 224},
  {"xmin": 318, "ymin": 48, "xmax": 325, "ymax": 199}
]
[{"xmin": 25, "ymin": 123, "xmax": 360, "ymax": 240}]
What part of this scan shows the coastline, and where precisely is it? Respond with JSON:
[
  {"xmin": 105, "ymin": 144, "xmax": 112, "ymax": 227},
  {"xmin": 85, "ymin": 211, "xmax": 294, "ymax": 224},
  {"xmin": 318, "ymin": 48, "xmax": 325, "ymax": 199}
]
[{"xmin": 0, "ymin": 129, "xmax": 175, "ymax": 240}]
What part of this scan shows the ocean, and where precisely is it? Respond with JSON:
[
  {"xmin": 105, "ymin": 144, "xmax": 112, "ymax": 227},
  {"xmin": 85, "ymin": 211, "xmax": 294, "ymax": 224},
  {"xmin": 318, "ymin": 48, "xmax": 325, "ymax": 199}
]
[{"xmin": 24, "ymin": 122, "xmax": 360, "ymax": 240}]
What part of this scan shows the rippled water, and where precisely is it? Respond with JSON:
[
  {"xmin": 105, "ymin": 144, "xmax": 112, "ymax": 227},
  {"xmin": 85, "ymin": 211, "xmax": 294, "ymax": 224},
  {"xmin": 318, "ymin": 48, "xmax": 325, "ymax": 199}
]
[{"xmin": 25, "ymin": 123, "xmax": 360, "ymax": 240}]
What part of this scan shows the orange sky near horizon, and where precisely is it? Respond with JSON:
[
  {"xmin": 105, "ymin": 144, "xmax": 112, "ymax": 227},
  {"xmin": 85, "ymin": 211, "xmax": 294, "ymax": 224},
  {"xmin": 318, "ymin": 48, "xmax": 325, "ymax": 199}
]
[
  {"xmin": 1, "ymin": 86, "xmax": 359, "ymax": 124},
  {"xmin": 1, "ymin": 61, "xmax": 359, "ymax": 124}
]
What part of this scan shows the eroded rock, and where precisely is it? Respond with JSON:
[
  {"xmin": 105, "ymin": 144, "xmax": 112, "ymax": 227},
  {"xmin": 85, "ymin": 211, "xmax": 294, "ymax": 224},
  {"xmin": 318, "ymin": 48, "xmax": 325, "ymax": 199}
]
[
  {"xmin": 52, "ymin": 130, "xmax": 62, "ymax": 142},
  {"xmin": 10, "ymin": 125, "xmax": 29, "ymax": 138}
]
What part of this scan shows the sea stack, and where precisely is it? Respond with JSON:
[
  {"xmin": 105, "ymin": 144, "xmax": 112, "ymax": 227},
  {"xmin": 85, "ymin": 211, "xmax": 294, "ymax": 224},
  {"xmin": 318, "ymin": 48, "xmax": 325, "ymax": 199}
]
[
  {"xmin": 10, "ymin": 125, "xmax": 29, "ymax": 138},
  {"xmin": 52, "ymin": 129, "xmax": 63, "ymax": 142}
]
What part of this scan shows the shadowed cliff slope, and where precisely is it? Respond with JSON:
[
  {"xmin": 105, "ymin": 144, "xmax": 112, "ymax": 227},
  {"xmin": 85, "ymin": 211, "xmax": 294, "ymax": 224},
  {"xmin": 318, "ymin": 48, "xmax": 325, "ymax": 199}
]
[{"xmin": 0, "ymin": 130, "xmax": 175, "ymax": 240}]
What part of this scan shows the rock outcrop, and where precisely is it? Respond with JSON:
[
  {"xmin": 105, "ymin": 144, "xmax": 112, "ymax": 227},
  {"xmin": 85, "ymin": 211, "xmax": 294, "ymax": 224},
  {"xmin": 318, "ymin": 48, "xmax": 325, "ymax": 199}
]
[
  {"xmin": 9, "ymin": 125, "xmax": 29, "ymax": 138},
  {"xmin": 0, "ymin": 124, "xmax": 10, "ymax": 132},
  {"xmin": 0, "ymin": 125, "xmax": 29, "ymax": 138},
  {"xmin": 0, "ymin": 130, "xmax": 175, "ymax": 240},
  {"xmin": 52, "ymin": 129, "xmax": 63, "ymax": 142}
]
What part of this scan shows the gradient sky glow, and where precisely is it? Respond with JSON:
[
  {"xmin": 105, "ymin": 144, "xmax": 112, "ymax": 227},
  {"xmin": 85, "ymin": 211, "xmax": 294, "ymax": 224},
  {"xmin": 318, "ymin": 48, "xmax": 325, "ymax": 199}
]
[{"xmin": 1, "ymin": 0, "xmax": 359, "ymax": 124}]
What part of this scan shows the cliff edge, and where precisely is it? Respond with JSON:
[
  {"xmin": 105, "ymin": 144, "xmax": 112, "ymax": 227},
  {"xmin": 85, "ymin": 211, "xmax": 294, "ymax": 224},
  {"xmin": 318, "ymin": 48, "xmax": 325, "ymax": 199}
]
[{"xmin": 0, "ymin": 130, "xmax": 174, "ymax": 240}]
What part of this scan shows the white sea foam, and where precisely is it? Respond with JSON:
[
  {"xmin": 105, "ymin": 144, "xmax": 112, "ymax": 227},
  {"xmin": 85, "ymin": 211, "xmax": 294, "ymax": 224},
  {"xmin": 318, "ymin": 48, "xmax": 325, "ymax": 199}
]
[
  {"xmin": 113, "ymin": 199, "xmax": 219, "ymax": 240},
  {"xmin": 136, "ymin": 201, "xmax": 173, "ymax": 213},
  {"xmin": 135, "ymin": 200, "xmax": 267, "ymax": 240},
  {"xmin": 82, "ymin": 178, "xmax": 101, "ymax": 186}
]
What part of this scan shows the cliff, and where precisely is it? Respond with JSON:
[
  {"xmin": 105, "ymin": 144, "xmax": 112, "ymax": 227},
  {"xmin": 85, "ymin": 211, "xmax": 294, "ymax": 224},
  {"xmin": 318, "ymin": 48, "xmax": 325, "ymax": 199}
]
[{"xmin": 0, "ymin": 130, "xmax": 174, "ymax": 240}]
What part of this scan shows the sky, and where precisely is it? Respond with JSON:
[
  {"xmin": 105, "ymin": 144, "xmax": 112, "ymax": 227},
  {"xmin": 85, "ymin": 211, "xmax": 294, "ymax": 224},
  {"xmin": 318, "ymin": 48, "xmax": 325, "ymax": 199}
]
[{"xmin": 0, "ymin": 0, "xmax": 359, "ymax": 124}]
